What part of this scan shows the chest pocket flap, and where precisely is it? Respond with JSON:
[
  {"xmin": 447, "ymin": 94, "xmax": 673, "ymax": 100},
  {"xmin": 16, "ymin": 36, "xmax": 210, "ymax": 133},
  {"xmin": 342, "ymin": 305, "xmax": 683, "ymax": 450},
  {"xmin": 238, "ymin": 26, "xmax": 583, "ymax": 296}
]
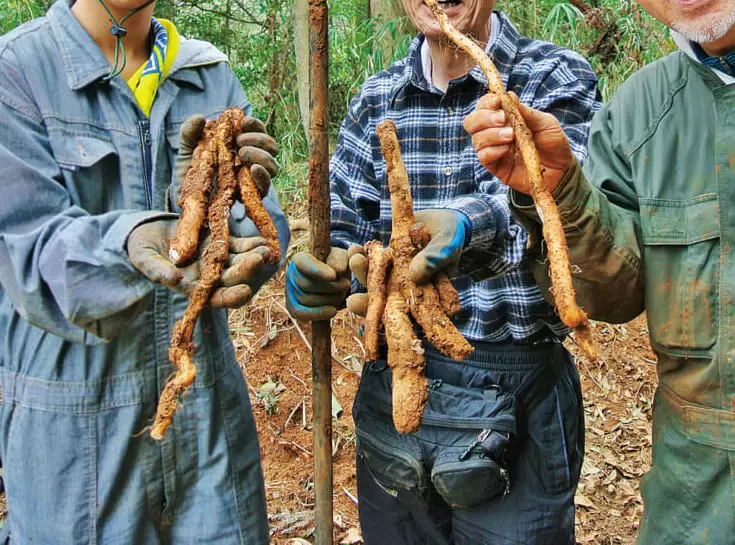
[
  {"xmin": 638, "ymin": 194, "xmax": 720, "ymax": 354},
  {"xmin": 53, "ymin": 135, "xmax": 117, "ymax": 171},
  {"xmin": 639, "ymin": 194, "xmax": 719, "ymax": 245}
]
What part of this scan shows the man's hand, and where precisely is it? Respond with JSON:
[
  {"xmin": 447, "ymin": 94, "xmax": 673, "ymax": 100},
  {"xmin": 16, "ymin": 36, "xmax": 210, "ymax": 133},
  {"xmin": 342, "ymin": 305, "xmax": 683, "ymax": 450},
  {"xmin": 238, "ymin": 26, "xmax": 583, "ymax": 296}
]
[
  {"xmin": 285, "ymin": 248, "xmax": 351, "ymax": 321},
  {"xmin": 127, "ymin": 219, "xmax": 271, "ymax": 308},
  {"xmin": 171, "ymin": 114, "xmax": 279, "ymax": 211},
  {"xmin": 342, "ymin": 210, "xmax": 467, "ymax": 317},
  {"xmin": 463, "ymin": 93, "xmax": 574, "ymax": 195},
  {"xmin": 345, "ymin": 245, "xmax": 369, "ymax": 317},
  {"xmin": 236, "ymin": 116, "xmax": 279, "ymax": 197},
  {"xmin": 410, "ymin": 209, "xmax": 471, "ymax": 284}
]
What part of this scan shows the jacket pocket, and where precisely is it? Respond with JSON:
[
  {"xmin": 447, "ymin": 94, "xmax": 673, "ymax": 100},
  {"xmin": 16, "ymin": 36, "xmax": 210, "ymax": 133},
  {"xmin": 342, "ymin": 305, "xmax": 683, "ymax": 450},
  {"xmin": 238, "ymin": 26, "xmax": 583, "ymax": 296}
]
[
  {"xmin": 638, "ymin": 195, "xmax": 719, "ymax": 354},
  {"xmin": 47, "ymin": 132, "xmax": 123, "ymax": 214},
  {"xmin": 1, "ymin": 401, "xmax": 92, "ymax": 543}
]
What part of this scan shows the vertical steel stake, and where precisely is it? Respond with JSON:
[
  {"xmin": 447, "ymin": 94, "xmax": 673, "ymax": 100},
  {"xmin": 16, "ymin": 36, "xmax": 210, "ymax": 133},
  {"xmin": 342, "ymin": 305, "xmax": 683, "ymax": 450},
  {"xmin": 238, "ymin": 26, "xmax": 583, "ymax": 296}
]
[{"xmin": 308, "ymin": 1, "xmax": 332, "ymax": 544}]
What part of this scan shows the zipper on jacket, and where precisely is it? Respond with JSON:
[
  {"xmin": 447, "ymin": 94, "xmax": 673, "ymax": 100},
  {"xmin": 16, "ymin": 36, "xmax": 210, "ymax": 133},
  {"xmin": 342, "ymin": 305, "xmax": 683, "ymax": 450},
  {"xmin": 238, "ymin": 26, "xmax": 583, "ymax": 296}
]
[{"xmin": 137, "ymin": 120, "xmax": 153, "ymax": 209}]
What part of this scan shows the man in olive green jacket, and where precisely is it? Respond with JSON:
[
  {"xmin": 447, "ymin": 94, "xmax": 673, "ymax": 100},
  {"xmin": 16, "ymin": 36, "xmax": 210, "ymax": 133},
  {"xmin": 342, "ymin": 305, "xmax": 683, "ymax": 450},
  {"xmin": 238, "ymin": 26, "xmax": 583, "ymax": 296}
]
[{"xmin": 463, "ymin": 0, "xmax": 735, "ymax": 543}]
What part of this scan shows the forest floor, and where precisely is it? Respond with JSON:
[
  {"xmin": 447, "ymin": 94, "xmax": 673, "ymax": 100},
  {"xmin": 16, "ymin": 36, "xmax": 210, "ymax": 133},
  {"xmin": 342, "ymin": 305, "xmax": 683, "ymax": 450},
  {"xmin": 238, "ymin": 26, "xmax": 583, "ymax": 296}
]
[{"xmin": 237, "ymin": 221, "xmax": 658, "ymax": 545}]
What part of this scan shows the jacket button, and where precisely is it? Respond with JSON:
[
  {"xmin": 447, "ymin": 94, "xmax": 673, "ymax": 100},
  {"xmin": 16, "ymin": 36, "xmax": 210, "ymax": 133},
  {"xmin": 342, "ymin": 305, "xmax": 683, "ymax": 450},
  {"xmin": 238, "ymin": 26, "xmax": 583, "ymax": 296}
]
[{"xmin": 443, "ymin": 166, "xmax": 453, "ymax": 176}]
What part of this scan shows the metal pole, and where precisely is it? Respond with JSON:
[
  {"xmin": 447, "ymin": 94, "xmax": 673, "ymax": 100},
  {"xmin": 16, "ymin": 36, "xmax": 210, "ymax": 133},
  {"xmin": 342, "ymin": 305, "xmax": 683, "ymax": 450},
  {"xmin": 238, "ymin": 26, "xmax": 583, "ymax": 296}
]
[{"xmin": 307, "ymin": 1, "xmax": 332, "ymax": 544}]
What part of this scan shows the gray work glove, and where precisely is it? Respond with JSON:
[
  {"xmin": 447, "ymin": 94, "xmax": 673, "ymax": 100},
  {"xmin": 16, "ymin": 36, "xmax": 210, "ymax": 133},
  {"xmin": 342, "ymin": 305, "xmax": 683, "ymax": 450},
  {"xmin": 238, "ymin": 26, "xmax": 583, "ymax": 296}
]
[
  {"xmin": 285, "ymin": 248, "xmax": 351, "ymax": 321},
  {"xmin": 345, "ymin": 245, "xmax": 369, "ymax": 317},
  {"xmin": 127, "ymin": 219, "xmax": 271, "ymax": 308},
  {"xmin": 170, "ymin": 114, "xmax": 278, "ymax": 211},
  {"xmin": 410, "ymin": 209, "xmax": 471, "ymax": 284}
]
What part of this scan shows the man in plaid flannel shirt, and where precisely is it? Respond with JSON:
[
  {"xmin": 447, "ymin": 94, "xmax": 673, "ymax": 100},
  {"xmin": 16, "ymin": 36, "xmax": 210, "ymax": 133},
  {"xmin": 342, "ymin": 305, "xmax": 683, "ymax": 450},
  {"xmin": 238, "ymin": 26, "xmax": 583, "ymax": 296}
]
[{"xmin": 286, "ymin": 1, "xmax": 601, "ymax": 543}]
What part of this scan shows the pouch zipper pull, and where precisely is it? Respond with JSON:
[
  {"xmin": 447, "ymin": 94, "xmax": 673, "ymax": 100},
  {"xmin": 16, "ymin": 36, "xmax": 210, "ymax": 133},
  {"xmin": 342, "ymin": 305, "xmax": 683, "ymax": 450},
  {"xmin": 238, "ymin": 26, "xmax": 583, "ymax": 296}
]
[{"xmin": 458, "ymin": 428, "xmax": 492, "ymax": 461}]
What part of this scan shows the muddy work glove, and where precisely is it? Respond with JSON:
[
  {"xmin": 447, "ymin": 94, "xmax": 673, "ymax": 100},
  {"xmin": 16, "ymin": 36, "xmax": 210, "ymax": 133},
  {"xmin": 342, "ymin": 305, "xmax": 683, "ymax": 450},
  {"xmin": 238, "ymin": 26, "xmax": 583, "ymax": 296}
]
[
  {"xmin": 127, "ymin": 219, "xmax": 271, "ymax": 308},
  {"xmin": 345, "ymin": 246, "xmax": 369, "ymax": 317},
  {"xmin": 410, "ymin": 209, "xmax": 472, "ymax": 284},
  {"xmin": 344, "ymin": 211, "xmax": 469, "ymax": 316},
  {"xmin": 236, "ymin": 116, "xmax": 279, "ymax": 195},
  {"xmin": 285, "ymin": 248, "xmax": 351, "ymax": 321},
  {"xmin": 170, "ymin": 114, "xmax": 278, "ymax": 210}
]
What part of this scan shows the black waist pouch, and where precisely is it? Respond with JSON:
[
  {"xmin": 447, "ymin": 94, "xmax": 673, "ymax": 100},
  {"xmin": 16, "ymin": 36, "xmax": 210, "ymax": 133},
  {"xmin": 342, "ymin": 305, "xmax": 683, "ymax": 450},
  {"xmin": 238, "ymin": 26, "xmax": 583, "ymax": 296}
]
[{"xmin": 353, "ymin": 357, "xmax": 557, "ymax": 509}]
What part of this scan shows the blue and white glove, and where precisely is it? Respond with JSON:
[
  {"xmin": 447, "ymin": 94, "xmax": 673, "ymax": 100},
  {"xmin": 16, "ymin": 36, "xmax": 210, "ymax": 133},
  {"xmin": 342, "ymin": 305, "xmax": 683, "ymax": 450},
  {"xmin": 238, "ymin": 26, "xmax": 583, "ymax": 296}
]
[
  {"xmin": 285, "ymin": 248, "xmax": 351, "ymax": 321},
  {"xmin": 409, "ymin": 209, "xmax": 472, "ymax": 284}
]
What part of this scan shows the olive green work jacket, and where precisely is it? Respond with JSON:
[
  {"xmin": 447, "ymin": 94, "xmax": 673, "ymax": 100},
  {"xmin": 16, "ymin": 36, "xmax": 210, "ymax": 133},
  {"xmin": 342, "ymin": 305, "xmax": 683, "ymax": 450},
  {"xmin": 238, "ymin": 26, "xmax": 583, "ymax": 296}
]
[
  {"xmin": 513, "ymin": 50, "xmax": 735, "ymax": 447},
  {"xmin": 511, "ymin": 51, "xmax": 735, "ymax": 543}
]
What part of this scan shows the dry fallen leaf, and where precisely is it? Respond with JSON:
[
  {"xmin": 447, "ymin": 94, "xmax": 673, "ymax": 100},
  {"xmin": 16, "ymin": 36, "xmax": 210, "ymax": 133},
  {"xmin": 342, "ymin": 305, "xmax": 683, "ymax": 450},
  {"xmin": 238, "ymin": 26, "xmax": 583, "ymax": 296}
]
[
  {"xmin": 575, "ymin": 493, "xmax": 597, "ymax": 510},
  {"xmin": 340, "ymin": 527, "xmax": 363, "ymax": 545}
]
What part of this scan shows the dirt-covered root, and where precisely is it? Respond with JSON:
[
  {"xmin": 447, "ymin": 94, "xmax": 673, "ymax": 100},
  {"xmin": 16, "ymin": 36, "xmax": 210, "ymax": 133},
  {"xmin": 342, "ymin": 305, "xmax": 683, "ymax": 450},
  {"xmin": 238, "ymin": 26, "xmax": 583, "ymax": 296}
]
[
  {"xmin": 378, "ymin": 119, "xmax": 473, "ymax": 362},
  {"xmin": 377, "ymin": 121, "xmax": 416, "ymax": 230},
  {"xmin": 237, "ymin": 167, "xmax": 281, "ymax": 265},
  {"xmin": 367, "ymin": 119, "xmax": 474, "ymax": 432},
  {"xmin": 363, "ymin": 241, "xmax": 393, "ymax": 361},
  {"xmin": 383, "ymin": 280, "xmax": 427, "ymax": 434},
  {"xmin": 169, "ymin": 121, "xmax": 218, "ymax": 265},
  {"xmin": 435, "ymin": 273, "xmax": 460, "ymax": 317},
  {"xmin": 150, "ymin": 346, "xmax": 197, "ymax": 439},
  {"xmin": 152, "ymin": 108, "xmax": 242, "ymax": 440},
  {"xmin": 408, "ymin": 282, "xmax": 472, "ymax": 360},
  {"xmin": 424, "ymin": 0, "xmax": 596, "ymax": 361}
]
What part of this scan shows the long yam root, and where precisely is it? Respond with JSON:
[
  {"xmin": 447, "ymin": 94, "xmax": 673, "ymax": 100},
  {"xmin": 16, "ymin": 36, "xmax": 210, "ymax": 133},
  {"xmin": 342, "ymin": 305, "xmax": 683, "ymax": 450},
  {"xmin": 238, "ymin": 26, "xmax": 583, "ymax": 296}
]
[
  {"xmin": 425, "ymin": 0, "xmax": 597, "ymax": 361},
  {"xmin": 435, "ymin": 273, "xmax": 460, "ymax": 317},
  {"xmin": 169, "ymin": 121, "xmax": 217, "ymax": 265},
  {"xmin": 152, "ymin": 108, "xmax": 258, "ymax": 440},
  {"xmin": 378, "ymin": 121, "xmax": 472, "ymax": 362},
  {"xmin": 363, "ymin": 241, "xmax": 392, "ymax": 361},
  {"xmin": 360, "ymin": 120, "xmax": 472, "ymax": 434},
  {"xmin": 383, "ymin": 277, "xmax": 428, "ymax": 434},
  {"xmin": 170, "ymin": 115, "xmax": 282, "ymax": 267},
  {"xmin": 237, "ymin": 167, "xmax": 281, "ymax": 265}
]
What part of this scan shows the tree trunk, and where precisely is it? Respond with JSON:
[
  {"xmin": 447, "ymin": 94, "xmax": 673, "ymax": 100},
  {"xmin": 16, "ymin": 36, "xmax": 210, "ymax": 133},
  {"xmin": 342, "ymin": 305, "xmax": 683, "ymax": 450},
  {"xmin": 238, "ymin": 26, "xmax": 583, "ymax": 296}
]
[
  {"xmin": 369, "ymin": 0, "xmax": 407, "ymax": 69},
  {"xmin": 294, "ymin": 0, "xmax": 311, "ymax": 144},
  {"xmin": 265, "ymin": 0, "xmax": 281, "ymax": 135}
]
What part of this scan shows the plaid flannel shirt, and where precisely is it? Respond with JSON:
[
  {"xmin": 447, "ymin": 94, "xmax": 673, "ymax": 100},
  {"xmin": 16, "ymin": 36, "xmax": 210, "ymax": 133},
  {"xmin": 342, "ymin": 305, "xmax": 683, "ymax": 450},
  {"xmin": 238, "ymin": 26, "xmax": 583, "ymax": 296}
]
[{"xmin": 330, "ymin": 12, "xmax": 602, "ymax": 343}]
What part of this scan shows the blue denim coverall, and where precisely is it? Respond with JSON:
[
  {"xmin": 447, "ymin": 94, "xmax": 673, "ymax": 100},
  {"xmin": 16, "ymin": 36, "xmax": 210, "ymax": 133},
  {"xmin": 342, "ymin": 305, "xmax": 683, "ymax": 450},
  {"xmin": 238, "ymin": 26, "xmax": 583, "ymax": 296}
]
[{"xmin": 0, "ymin": 1, "xmax": 289, "ymax": 542}]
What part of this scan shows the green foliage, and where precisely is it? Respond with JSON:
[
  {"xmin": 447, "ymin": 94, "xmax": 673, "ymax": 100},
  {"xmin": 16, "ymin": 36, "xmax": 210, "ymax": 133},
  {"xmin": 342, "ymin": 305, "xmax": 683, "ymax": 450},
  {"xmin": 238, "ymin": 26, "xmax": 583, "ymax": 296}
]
[
  {"xmin": 502, "ymin": 0, "xmax": 674, "ymax": 100},
  {"xmin": 0, "ymin": 0, "xmax": 49, "ymax": 34},
  {"xmin": 1, "ymin": 0, "xmax": 675, "ymax": 204}
]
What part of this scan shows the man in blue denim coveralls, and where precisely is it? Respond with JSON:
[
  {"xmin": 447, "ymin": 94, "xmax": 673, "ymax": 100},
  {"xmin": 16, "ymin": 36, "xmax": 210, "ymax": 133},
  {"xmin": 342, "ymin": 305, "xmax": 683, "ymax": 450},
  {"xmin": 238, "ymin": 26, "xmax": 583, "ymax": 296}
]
[
  {"xmin": 285, "ymin": 0, "xmax": 602, "ymax": 543},
  {"xmin": 0, "ymin": 0, "xmax": 289, "ymax": 542}
]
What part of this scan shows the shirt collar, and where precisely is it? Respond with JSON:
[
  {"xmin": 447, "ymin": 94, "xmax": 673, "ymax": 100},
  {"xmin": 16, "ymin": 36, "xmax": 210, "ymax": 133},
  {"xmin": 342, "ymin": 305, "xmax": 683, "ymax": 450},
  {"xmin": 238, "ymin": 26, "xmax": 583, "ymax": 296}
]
[
  {"xmin": 672, "ymin": 29, "xmax": 735, "ymax": 85},
  {"xmin": 48, "ymin": 0, "xmax": 228, "ymax": 91},
  {"xmin": 393, "ymin": 11, "xmax": 518, "ymax": 101},
  {"xmin": 420, "ymin": 12, "xmax": 501, "ymax": 89},
  {"xmin": 48, "ymin": 0, "xmax": 117, "ymax": 90}
]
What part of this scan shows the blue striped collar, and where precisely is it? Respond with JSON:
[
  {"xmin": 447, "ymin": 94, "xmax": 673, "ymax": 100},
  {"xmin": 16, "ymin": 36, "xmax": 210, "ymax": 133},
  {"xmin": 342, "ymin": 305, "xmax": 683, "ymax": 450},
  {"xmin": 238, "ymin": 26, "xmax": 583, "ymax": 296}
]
[{"xmin": 690, "ymin": 40, "xmax": 735, "ymax": 77}]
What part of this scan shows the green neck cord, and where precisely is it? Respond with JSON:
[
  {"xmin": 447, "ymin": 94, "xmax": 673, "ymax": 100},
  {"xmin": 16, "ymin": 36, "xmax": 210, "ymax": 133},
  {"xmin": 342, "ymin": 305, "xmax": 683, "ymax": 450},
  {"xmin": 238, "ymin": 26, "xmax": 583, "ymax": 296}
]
[{"xmin": 97, "ymin": 0, "xmax": 157, "ymax": 80}]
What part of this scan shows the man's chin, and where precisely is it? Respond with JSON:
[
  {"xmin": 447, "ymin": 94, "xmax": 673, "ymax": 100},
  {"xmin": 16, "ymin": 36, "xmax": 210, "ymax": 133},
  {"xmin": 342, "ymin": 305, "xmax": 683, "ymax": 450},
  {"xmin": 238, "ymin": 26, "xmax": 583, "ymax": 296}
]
[{"xmin": 672, "ymin": 16, "xmax": 735, "ymax": 44}]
